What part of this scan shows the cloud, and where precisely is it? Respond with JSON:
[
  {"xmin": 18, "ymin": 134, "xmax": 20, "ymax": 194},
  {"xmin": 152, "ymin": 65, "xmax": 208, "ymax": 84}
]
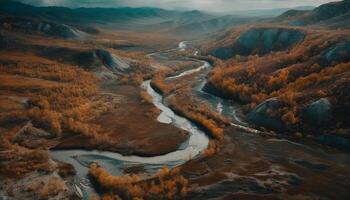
[{"xmin": 17, "ymin": 0, "xmax": 335, "ymax": 11}]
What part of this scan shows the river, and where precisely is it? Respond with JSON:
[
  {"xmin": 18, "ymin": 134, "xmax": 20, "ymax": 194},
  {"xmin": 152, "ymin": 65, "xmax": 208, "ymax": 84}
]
[{"xmin": 50, "ymin": 44, "xmax": 211, "ymax": 199}]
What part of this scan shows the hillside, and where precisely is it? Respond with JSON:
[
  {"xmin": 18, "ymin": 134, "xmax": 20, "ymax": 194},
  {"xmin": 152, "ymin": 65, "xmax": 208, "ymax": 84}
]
[
  {"xmin": 204, "ymin": 26, "xmax": 306, "ymax": 59},
  {"xmin": 275, "ymin": 0, "xmax": 350, "ymax": 28},
  {"xmin": 202, "ymin": 22, "xmax": 350, "ymax": 147},
  {"xmin": 0, "ymin": 1, "xmax": 175, "ymax": 23},
  {"xmin": 169, "ymin": 15, "xmax": 258, "ymax": 37}
]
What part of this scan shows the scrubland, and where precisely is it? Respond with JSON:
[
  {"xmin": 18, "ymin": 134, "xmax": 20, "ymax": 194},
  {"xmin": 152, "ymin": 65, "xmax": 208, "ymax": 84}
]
[{"xmin": 204, "ymin": 27, "xmax": 350, "ymax": 137}]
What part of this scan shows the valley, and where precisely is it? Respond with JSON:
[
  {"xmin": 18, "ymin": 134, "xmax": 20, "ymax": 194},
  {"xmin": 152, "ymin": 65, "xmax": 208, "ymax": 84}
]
[{"xmin": 0, "ymin": 0, "xmax": 350, "ymax": 200}]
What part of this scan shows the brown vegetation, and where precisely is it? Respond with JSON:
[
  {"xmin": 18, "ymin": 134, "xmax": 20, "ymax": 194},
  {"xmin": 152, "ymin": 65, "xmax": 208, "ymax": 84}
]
[
  {"xmin": 203, "ymin": 140, "xmax": 221, "ymax": 157},
  {"xmin": 150, "ymin": 70, "xmax": 176, "ymax": 95},
  {"xmin": 167, "ymin": 89, "xmax": 230, "ymax": 140},
  {"xmin": 89, "ymin": 163, "xmax": 188, "ymax": 200},
  {"xmin": 0, "ymin": 52, "xmax": 115, "ymax": 142},
  {"xmin": 0, "ymin": 51, "xmax": 114, "ymax": 183},
  {"xmin": 0, "ymin": 148, "xmax": 52, "ymax": 178},
  {"xmin": 39, "ymin": 176, "xmax": 65, "ymax": 199},
  {"xmin": 139, "ymin": 90, "xmax": 153, "ymax": 105}
]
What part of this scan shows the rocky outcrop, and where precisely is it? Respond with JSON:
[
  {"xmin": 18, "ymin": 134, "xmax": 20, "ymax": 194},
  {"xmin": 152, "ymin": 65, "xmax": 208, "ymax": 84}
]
[
  {"xmin": 2, "ymin": 18, "xmax": 87, "ymax": 39},
  {"xmin": 247, "ymin": 97, "xmax": 332, "ymax": 131},
  {"xmin": 277, "ymin": 0, "xmax": 350, "ymax": 27},
  {"xmin": 34, "ymin": 46, "xmax": 131, "ymax": 78},
  {"xmin": 312, "ymin": 0, "xmax": 350, "ymax": 22},
  {"xmin": 303, "ymin": 98, "xmax": 332, "ymax": 125},
  {"xmin": 211, "ymin": 27, "xmax": 306, "ymax": 59},
  {"xmin": 324, "ymin": 42, "xmax": 350, "ymax": 64},
  {"xmin": 317, "ymin": 134, "xmax": 350, "ymax": 149},
  {"xmin": 49, "ymin": 24, "xmax": 87, "ymax": 39},
  {"xmin": 95, "ymin": 49, "xmax": 131, "ymax": 73},
  {"xmin": 247, "ymin": 98, "xmax": 286, "ymax": 131},
  {"xmin": 36, "ymin": 47, "xmax": 101, "ymax": 70}
]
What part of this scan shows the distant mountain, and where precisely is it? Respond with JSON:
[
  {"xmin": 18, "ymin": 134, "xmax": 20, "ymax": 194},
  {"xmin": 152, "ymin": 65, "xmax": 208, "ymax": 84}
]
[
  {"xmin": 223, "ymin": 6, "xmax": 315, "ymax": 17},
  {"xmin": 276, "ymin": 0, "xmax": 350, "ymax": 28},
  {"xmin": 0, "ymin": 0, "xmax": 265, "ymax": 38},
  {"xmin": 0, "ymin": 1, "xmax": 176, "ymax": 24},
  {"xmin": 170, "ymin": 15, "xmax": 259, "ymax": 38},
  {"xmin": 202, "ymin": 0, "xmax": 350, "ymax": 59},
  {"xmin": 0, "ymin": 0, "xmax": 220, "ymax": 31}
]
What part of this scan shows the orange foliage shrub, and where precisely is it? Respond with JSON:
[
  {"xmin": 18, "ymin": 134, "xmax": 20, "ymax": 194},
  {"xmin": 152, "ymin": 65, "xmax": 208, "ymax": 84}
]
[
  {"xmin": 0, "ymin": 149, "xmax": 51, "ymax": 178},
  {"xmin": 267, "ymin": 69, "xmax": 289, "ymax": 91},
  {"xmin": 282, "ymin": 109, "xmax": 298, "ymax": 125},
  {"xmin": 89, "ymin": 163, "xmax": 188, "ymax": 200},
  {"xmin": 150, "ymin": 71, "xmax": 175, "ymax": 95},
  {"xmin": 28, "ymin": 107, "xmax": 62, "ymax": 137},
  {"xmin": 40, "ymin": 176, "xmax": 65, "ymax": 199},
  {"xmin": 0, "ymin": 53, "xmax": 105, "ymax": 139},
  {"xmin": 139, "ymin": 90, "xmax": 153, "ymax": 104},
  {"xmin": 204, "ymin": 140, "xmax": 221, "ymax": 157},
  {"xmin": 101, "ymin": 194, "xmax": 123, "ymax": 200},
  {"xmin": 167, "ymin": 91, "xmax": 229, "ymax": 140}
]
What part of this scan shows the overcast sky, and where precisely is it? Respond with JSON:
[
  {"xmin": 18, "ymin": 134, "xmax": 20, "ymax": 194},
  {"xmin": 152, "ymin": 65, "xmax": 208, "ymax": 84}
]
[{"xmin": 17, "ymin": 0, "xmax": 335, "ymax": 12}]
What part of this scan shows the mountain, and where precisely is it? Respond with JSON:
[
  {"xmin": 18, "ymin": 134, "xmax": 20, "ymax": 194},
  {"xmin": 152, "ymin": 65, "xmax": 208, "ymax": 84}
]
[
  {"xmin": 229, "ymin": 6, "xmax": 315, "ymax": 17},
  {"xmin": 276, "ymin": 0, "xmax": 350, "ymax": 27},
  {"xmin": 170, "ymin": 15, "xmax": 259, "ymax": 38},
  {"xmin": 0, "ymin": 0, "xmax": 222, "ymax": 31},
  {"xmin": 206, "ymin": 27, "xmax": 306, "ymax": 59},
  {"xmin": 203, "ymin": 0, "xmax": 350, "ymax": 60},
  {"xmin": 0, "ymin": 0, "xmax": 264, "ymax": 38},
  {"xmin": 0, "ymin": 1, "xmax": 176, "ymax": 24}
]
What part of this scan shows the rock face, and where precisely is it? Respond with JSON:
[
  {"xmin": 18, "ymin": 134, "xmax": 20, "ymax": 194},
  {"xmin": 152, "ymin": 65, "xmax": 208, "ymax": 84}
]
[
  {"xmin": 211, "ymin": 27, "xmax": 305, "ymax": 59},
  {"xmin": 325, "ymin": 42, "xmax": 350, "ymax": 64},
  {"xmin": 312, "ymin": 0, "xmax": 350, "ymax": 22},
  {"xmin": 303, "ymin": 98, "xmax": 332, "ymax": 125},
  {"xmin": 3, "ymin": 18, "xmax": 86, "ymax": 39},
  {"xmin": 277, "ymin": 0, "xmax": 350, "ymax": 27},
  {"xmin": 317, "ymin": 134, "xmax": 350, "ymax": 149},
  {"xmin": 247, "ymin": 98, "xmax": 286, "ymax": 131},
  {"xmin": 51, "ymin": 24, "xmax": 87, "ymax": 39},
  {"xmin": 95, "ymin": 49, "xmax": 130, "ymax": 73}
]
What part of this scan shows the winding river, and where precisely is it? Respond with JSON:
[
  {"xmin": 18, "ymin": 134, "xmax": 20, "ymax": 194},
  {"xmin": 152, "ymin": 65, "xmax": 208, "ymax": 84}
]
[{"xmin": 50, "ymin": 43, "xmax": 211, "ymax": 199}]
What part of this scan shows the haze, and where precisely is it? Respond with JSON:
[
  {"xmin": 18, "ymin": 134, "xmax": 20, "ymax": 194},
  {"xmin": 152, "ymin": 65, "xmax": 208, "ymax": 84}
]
[{"xmin": 17, "ymin": 0, "xmax": 335, "ymax": 12}]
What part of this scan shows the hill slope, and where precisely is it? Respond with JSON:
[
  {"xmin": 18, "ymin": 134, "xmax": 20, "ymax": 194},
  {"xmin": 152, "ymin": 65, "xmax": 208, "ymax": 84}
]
[
  {"xmin": 200, "ymin": 0, "xmax": 350, "ymax": 148},
  {"xmin": 275, "ymin": 0, "xmax": 350, "ymax": 28}
]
